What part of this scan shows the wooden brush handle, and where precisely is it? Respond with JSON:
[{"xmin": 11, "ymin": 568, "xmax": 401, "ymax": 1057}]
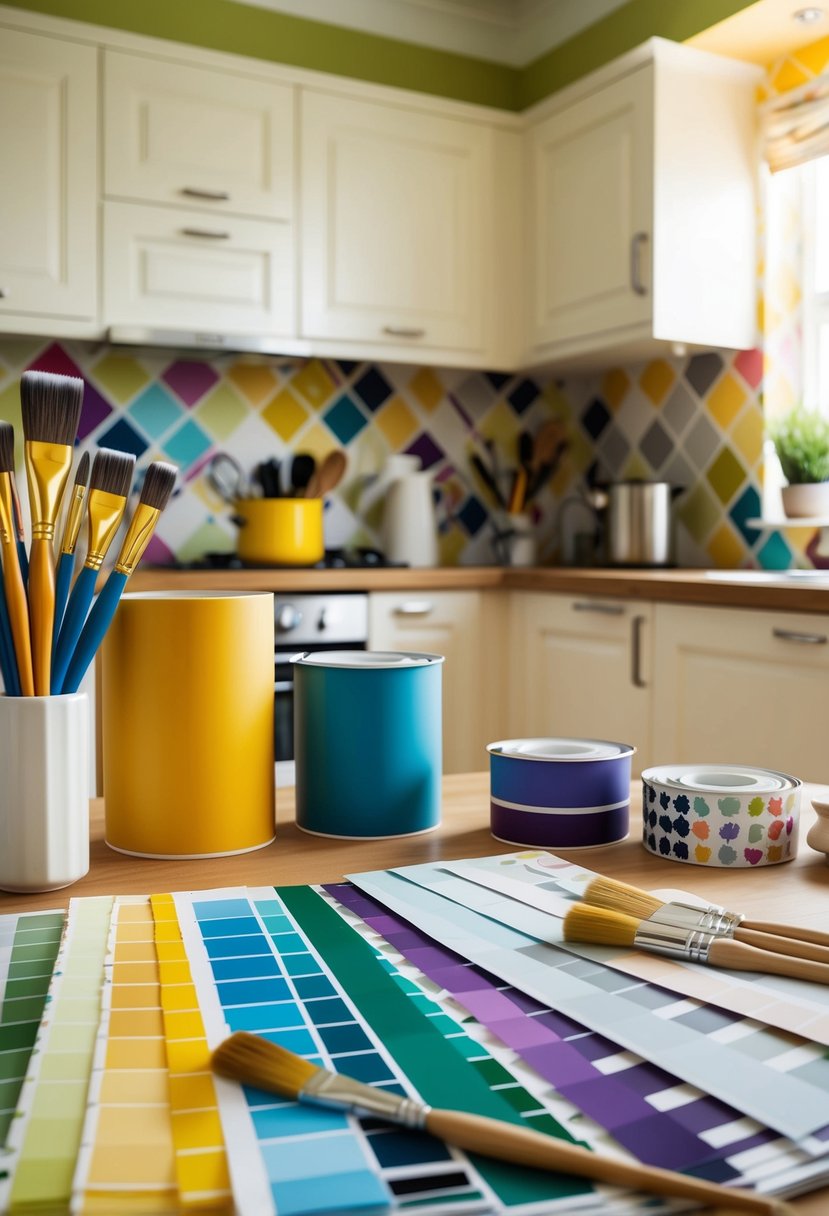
[
  {"xmin": 736, "ymin": 926, "xmax": 829, "ymax": 965},
  {"xmin": 745, "ymin": 920, "xmax": 829, "ymax": 950},
  {"xmin": 28, "ymin": 537, "xmax": 54, "ymax": 696},
  {"xmin": 709, "ymin": 937, "xmax": 829, "ymax": 984},
  {"xmin": 425, "ymin": 1109, "xmax": 790, "ymax": 1214},
  {"xmin": 2, "ymin": 543, "xmax": 33, "ymax": 696}
]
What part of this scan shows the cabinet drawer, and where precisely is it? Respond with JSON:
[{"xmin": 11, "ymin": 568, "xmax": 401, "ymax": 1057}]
[
  {"xmin": 104, "ymin": 51, "xmax": 293, "ymax": 220},
  {"xmin": 103, "ymin": 202, "xmax": 294, "ymax": 336}
]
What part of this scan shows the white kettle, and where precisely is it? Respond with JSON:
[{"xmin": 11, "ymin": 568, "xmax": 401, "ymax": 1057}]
[{"xmin": 366, "ymin": 455, "xmax": 439, "ymax": 567}]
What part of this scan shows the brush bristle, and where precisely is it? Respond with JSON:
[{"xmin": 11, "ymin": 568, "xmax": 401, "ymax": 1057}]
[
  {"xmin": 563, "ymin": 903, "xmax": 639, "ymax": 949},
  {"xmin": 89, "ymin": 449, "xmax": 135, "ymax": 497},
  {"xmin": 139, "ymin": 461, "xmax": 177, "ymax": 511},
  {"xmin": 0, "ymin": 422, "xmax": 14, "ymax": 473},
  {"xmin": 73, "ymin": 450, "xmax": 91, "ymax": 487},
  {"xmin": 212, "ymin": 1032, "xmax": 318, "ymax": 1098},
  {"xmin": 583, "ymin": 876, "xmax": 662, "ymax": 920},
  {"xmin": 20, "ymin": 371, "xmax": 84, "ymax": 445}
]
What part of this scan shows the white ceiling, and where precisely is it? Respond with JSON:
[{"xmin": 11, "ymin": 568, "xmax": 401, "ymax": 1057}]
[{"xmin": 229, "ymin": 0, "xmax": 629, "ymax": 66}]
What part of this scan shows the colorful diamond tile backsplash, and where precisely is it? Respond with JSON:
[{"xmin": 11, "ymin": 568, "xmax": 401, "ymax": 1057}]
[{"xmin": 0, "ymin": 338, "xmax": 808, "ymax": 569}]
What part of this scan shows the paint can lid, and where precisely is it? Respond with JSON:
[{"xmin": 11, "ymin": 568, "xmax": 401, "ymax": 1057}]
[
  {"xmin": 642, "ymin": 764, "xmax": 800, "ymax": 793},
  {"xmin": 291, "ymin": 650, "xmax": 444, "ymax": 669},
  {"xmin": 488, "ymin": 737, "xmax": 635, "ymax": 762}
]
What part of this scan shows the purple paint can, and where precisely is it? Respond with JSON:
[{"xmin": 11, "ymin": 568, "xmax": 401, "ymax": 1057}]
[{"xmin": 488, "ymin": 738, "xmax": 635, "ymax": 849}]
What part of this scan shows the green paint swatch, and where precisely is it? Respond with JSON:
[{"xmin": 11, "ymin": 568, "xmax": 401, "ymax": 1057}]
[{"xmin": 279, "ymin": 885, "xmax": 591, "ymax": 1209}]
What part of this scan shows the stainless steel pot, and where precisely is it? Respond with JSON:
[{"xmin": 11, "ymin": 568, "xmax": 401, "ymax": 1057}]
[{"xmin": 605, "ymin": 481, "xmax": 681, "ymax": 567}]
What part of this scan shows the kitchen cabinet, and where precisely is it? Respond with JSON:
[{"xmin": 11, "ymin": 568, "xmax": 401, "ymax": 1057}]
[
  {"xmin": 652, "ymin": 603, "xmax": 829, "ymax": 782},
  {"xmin": 507, "ymin": 592, "xmax": 652, "ymax": 772},
  {"xmin": 368, "ymin": 591, "xmax": 498, "ymax": 774},
  {"xmin": 0, "ymin": 26, "xmax": 96, "ymax": 331},
  {"xmin": 104, "ymin": 50, "xmax": 294, "ymax": 220},
  {"xmin": 525, "ymin": 39, "xmax": 760, "ymax": 371},
  {"xmin": 300, "ymin": 90, "xmax": 498, "ymax": 364}
]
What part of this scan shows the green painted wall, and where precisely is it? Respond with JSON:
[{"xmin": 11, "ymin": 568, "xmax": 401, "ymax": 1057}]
[{"xmin": 4, "ymin": 0, "xmax": 756, "ymax": 110}]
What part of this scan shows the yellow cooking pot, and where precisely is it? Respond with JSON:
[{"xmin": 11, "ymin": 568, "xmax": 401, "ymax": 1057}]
[{"xmin": 234, "ymin": 497, "xmax": 324, "ymax": 566}]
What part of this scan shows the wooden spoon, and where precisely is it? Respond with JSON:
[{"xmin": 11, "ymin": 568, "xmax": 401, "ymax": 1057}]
[{"xmin": 307, "ymin": 450, "xmax": 347, "ymax": 498}]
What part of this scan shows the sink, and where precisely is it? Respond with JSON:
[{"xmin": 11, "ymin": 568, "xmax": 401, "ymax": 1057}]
[{"xmin": 703, "ymin": 569, "xmax": 829, "ymax": 584}]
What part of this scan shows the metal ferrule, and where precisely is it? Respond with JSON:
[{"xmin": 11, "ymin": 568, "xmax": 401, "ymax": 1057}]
[
  {"xmin": 0, "ymin": 473, "xmax": 14, "ymax": 545},
  {"xmin": 302, "ymin": 1069, "xmax": 429, "ymax": 1129},
  {"xmin": 83, "ymin": 490, "xmax": 128, "ymax": 569},
  {"xmin": 60, "ymin": 483, "xmax": 87, "ymax": 555},
  {"xmin": 644, "ymin": 903, "xmax": 740, "ymax": 937},
  {"xmin": 25, "ymin": 440, "xmax": 73, "ymax": 540},
  {"xmin": 10, "ymin": 474, "xmax": 24, "ymax": 542},
  {"xmin": 114, "ymin": 504, "xmax": 160, "ymax": 575},
  {"xmin": 634, "ymin": 920, "xmax": 715, "ymax": 963}
]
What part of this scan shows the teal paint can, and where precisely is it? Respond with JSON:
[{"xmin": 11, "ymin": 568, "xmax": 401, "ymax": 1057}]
[{"xmin": 292, "ymin": 650, "xmax": 444, "ymax": 838}]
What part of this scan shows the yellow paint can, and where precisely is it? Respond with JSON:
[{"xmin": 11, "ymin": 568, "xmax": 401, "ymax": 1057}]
[{"xmin": 102, "ymin": 592, "xmax": 275, "ymax": 858}]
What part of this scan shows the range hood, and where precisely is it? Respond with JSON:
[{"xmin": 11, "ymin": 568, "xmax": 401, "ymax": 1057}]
[{"xmin": 107, "ymin": 326, "xmax": 313, "ymax": 361}]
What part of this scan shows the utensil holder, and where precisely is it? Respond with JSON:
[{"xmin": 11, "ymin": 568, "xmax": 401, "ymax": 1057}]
[
  {"xmin": 0, "ymin": 693, "xmax": 90, "ymax": 892},
  {"xmin": 102, "ymin": 592, "xmax": 275, "ymax": 858},
  {"xmin": 234, "ymin": 498, "xmax": 324, "ymax": 566}
]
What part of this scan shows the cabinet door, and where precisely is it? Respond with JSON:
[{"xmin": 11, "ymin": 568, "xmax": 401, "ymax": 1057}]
[
  {"xmin": 528, "ymin": 66, "xmax": 653, "ymax": 350},
  {"xmin": 104, "ymin": 51, "xmax": 293, "ymax": 220},
  {"xmin": 653, "ymin": 604, "xmax": 829, "ymax": 783},
  {"xmin": 301, "ymin": 91, "xmax": 489, "ymax": 353},
  {"xmin": 368, "ymin": 592, "xmax": 487, "ymax": 774},
  {"xmin": 0, "ymin": 28, "xmax": 96, "ymax": 320},
  {"xmin": 509, "ymin": 593, "xmax": 651, "ymax": 772},
  {"xmin": 103, "ymin": 201, "xmax": 294, "ymax": 337}
]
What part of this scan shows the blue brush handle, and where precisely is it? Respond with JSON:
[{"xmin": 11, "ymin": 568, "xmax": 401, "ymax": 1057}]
[
  {"xmin": 0, "ymin": 578, "xmax": 20, "ymax": 696},
  {"xmin": 51, "ymin": 565, "xmax": 99, "ymax": 694},
  {"xmin": 53, "ymin": 552, "xmax": 76, "ymax": 662},
  {"xmin": 17, "ymin": 540, "xmax": 28, "ymax": 588},
  {"xmin": 62, "ymin": 571, "xmax": 128, "ymax": 695}
]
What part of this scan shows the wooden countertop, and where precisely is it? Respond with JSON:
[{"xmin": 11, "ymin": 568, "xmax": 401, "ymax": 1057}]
[
  {"xmin": 128, "ymin": 564, "xmax": 829, "ymax": 614},
  {"xmin": 3, "ymin": 773, "xmax": 828, "ymax": 1212}
]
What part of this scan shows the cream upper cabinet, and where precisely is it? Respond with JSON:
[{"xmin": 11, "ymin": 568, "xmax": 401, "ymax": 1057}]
[
  {"xmin": 652, "ymin": 603, "xmax": 829, "ymax": 782},
  {"xmin": 508, "ymin": 592, "xmax": 652, "ymax": 773},
  {"xmin": 300, "ymin": 90, "xmax": 493, "ymax": 360},
  {"xmin": 104, "ymin": 50, "xmax": 294, "ymax": 220},
  {"xmin": 0, "ymin": 27, "xmax": 96, "ymax": 326},
  {"xmin": 525, "ymin": 40, "xmax": 759, "ymax": 372},
  {"xmin": 368, "ymin": 591, "xmax": 494, "ymax": 774}
]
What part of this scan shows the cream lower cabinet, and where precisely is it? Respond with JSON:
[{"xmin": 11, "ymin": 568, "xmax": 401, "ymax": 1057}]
[
  {"xmin": 652, "ymin": 603, "xmax": 829, "ymax": 782},
  {"xmin": 508, "ymin": 592, "xmax": 652, "ymax": 773},
  {"xmin": 368, "ymin": 591, "xmax": 499, "ymax": 774}
]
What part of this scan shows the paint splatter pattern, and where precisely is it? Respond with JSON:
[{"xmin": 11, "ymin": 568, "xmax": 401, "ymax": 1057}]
[{"xmin": 642, "ymin": 782, "xmax": 797, "ymax": 866}]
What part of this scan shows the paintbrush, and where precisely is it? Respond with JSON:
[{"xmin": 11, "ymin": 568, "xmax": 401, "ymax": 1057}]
[
  {"xmin": 564, "ymin": 903, "xmax": 829, "ymax": 985},
  {"xmin": 0, "ymin": 423, "xmax": 25, "ymax": 696},
  {"xmin": 10, "ymin": 470, "xmax": 28, "ymax": 586},
  {"xmin": 20, "ymin": 370, "xmax": 84, "ymax": 694},
  {"xmin": 61, "ymin": 462, "xmax": 176, "ymax": 694},
  {"xmin": 51, "ymin": 449, "xmax": 135, "ymax": 694},
  {"xmin": 211, "ymin": 1032, "xmax": 791, "ymax": 1215},
  {"xmin": 0, "ymin": 422, "xmax": 33, "ymax": 695},
  {"xmin": 582, "ymin": 875, "xmax": 829, "ymax": 965},
  {"xmin": 52, "ymin": 450, "xmax": 90, "ymax": 658}
]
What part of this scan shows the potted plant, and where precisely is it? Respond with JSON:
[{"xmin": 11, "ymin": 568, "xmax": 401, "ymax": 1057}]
[{"xmin": 769, "ymin": 406, "xmax": 829, "ymax": 517}]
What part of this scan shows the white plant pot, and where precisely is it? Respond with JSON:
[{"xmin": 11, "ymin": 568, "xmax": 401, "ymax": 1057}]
[{"xmin": 781, "ymin": 482, "xmax": 829, "ymax": 518}]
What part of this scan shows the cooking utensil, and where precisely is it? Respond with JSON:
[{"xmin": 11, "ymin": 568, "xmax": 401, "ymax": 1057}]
[
  {"xmin": 307, "ymin": 450, "xmax": 346, "ymax": 498},
  {"xmin": 233, "ymin": 498, "xmax": 324, "ymax": 566},
  {"xmin": 470, "ymin": 452, "xmax": 506, "ymax": 510},
  {"xmin": 525, "ymin": 421, "xmax": 568, "ymax": 502},
  {"xmin": 606, "ymin": 480, "xmax": 682, "ymax": 567},
  {"xmin": 207, "ymin": 452, "xmax": 248, "ymax": 503},
  {"xmin": 289, "ymin": 453, "xmax": 316, "ymax": 497},
  {"xmin": 255, "ymin": 459, "xmax": 281, "ymax": 498}
]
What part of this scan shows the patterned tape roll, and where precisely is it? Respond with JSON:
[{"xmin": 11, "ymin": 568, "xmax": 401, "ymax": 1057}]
[
  {"xmin": 488, "ymin": 738, "xmax": 635, "ymax": 849},
  {"xmin": 641, "ymin": 764, "xmax": 801, "ymax": 867}
]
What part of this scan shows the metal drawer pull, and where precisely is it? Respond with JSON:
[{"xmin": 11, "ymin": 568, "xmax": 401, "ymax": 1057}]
[
  {"xmin": 180, "ymin": 227, "xmax": 231, "ymax": 240},
  {"xmin": 631, "ymin": 614, "xmax": 647, "ymax": 688},
  {"xmin": 772, "ymin": 627, "xmax": 828, "ymax": 645},
  {"xmin": 274, "ymin": 681, "xmax": 293, "ymax": 692},
  {"xmin": 630, "ymin": 232, "xmax": 648, "ymax": 296},
  {"xmin": 382, "ymin": 326, "xmax": 426, "ymax": 339},
  {"xmin": 394, "ymin": 601, "xmax": 434, "ymax": 617},
  {"xmin": 572, "ymin": 601, "xmax": 625, "ymax": 616},
  {"xmin": 180, "ymin": 187, "xmax": 230, "ymax": 201}
]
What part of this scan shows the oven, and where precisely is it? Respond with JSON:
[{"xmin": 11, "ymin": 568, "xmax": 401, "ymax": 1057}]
[{"xmin": 273, "ymin": 592, "xmax": 369, "ymax": 786}]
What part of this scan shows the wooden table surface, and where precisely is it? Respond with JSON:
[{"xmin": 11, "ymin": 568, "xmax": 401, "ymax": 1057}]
[{"xmin": 2, "ymin": 773, "xmax": 829, "ymax": 1212}]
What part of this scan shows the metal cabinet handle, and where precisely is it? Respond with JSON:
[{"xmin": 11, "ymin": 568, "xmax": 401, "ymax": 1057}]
[
  {"xmin": 572, "ymin": 601, "xmax": 625, "ymax": 616},
  {"xmin": 772, "ymin": 627, "xmax": 828, "ymax": 645},
  {"xmin": 382, "ymin": 326, "xmax": 426, "ymax": 339},
  {"xmin": 394, "ymin": 601, "xmax": 434, "ymax": 617},
  {"xmin": 180, "ymin": 227, "xmax": 231, "ymax": 240},
  {"xmin": 180, "ymin": 187, "xmax": 230, "ymax": 201},
  {"xmin": 630, "ymin": 232, "xmax": 648, "ymax": 296},
  {"xmin": 0, "ymin": 288, "xmax": 6, "ymax": 299},
  {"xmin": 631, "ymin": 614, "xmax": 647, "ymax": 688},
  {"xmin": 274, "ymin": 681, "xmax": 293, "ymax": 692}
]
